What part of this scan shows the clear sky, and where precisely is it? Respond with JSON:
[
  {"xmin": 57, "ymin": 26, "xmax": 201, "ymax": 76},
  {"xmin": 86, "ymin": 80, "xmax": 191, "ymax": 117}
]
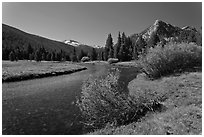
[{"xmin": 2, "ymin": 2, "xmax": 202, "ymax": 47}]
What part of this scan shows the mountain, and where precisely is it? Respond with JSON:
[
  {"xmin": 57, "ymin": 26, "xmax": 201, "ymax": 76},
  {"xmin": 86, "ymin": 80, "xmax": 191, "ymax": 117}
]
[
  {"xmin": 130, "ymin": 20, "xmax": 202, "ymax": 47},
  {"xmin": 2, "ymin": 24, "xmax": 76, "ymax": 54},
  {"xmin": 63, "ymin": 39, "xmax": 102, "ymax": 54},
  {"xmin": 2, "ymin": 24, "xmax": 100, "ymax": 60}
]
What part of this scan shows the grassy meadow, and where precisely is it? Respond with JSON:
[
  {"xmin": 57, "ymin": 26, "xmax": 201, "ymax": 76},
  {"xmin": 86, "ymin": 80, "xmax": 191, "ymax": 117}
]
[
  {"xmin": 76, "ymin": 43, "xmax": 202, "ymax": 135},
  {"xmin": 2, "ymin": 60, "xmax": 87, "ymax": 82}
]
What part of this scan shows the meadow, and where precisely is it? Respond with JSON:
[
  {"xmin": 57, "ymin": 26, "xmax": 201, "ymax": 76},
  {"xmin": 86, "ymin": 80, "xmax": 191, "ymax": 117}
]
[{"xmin": 2, "ymin": 60, "xmax": 87, "ymax": 82}]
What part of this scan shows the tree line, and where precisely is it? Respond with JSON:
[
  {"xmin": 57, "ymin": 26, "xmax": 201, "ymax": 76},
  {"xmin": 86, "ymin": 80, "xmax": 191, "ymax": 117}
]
[
  {"xmin": 102, "ymin": 32, "xmax": 147, "ymax": 61},
  {"xmin": 3, "ymin": 30, "xmax": 201, "ymax": 62},
  {"xmin": 101, "ymin": 29, "xmax": 201, "ymax": 61},
  {"xmin": 3, "ymin": 43, "xmax": 99, "ymax": 62}
]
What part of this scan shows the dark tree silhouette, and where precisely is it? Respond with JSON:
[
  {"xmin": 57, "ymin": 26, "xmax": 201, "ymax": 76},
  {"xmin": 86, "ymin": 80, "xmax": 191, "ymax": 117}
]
[
  {"xmin": 9, "ymin": 51, "xmax": 15, "ymax": 61},
  {"xmin": 90, "ymin": 48, "xmax": 97, "ymax": 61},
  {"xmin": 71, "ymin": 48, "xmax": 78, "ymax": 62},
  {"xmin": 104, "ymin": 33, "xmax": 114, "ymax": 60},
  {"xmin": 114, "ymin": 32, "xmax": 121, "ymax": 59}
]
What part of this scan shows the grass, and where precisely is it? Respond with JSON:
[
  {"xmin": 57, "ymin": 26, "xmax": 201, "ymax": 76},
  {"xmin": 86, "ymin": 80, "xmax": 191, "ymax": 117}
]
[
  {"xmin": 2, "ymin": 60, "xmax": 87, "ymax": 82},
  {"xmin": 140, "ymin": 42, "xmax": 202, "ymax": 79},
  {"xmin": 91, "ymin": 105, "xmax": 201, "ymax": 135},
  {"xmin": 90, "ymin": 71, "xmax": 202, "ymax": 135}
]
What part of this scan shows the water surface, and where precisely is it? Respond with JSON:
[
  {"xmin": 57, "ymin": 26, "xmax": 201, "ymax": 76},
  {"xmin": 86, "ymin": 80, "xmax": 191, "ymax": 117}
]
[{"xmin": 2, "ymin": 64, "xmax": 139, "ymax": 135}]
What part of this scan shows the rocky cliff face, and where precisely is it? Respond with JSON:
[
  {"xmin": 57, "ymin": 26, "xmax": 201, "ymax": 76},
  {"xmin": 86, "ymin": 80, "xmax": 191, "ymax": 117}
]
[{"xmin": 130, "ymin": 20, "xmax": 201, "ymax": 46}]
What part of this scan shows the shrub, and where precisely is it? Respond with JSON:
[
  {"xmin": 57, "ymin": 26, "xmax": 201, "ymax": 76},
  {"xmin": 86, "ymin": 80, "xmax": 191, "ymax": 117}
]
[
  {"xmin": 107, "ymin": 58, "xmax": 119, "ymax": 64},
  {"xmin": 140, "ymin": 43, "xmax": 202, "ymax": 79},
  {"xmin": 81, "ymin": 56, "xmax": 90, "ymax": 62},
  {"xmin": 77, "ymin": 68, "xmax": 159, "ymax": 129}
]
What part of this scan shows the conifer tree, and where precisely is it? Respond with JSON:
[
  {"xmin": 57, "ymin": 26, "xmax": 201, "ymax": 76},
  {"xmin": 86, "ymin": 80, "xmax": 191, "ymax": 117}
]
[
  {"xmin": 34, "ymin": 49, "xmax": 41, "ymax": 62},
  {"xmin": 114, "ymin": 32, "xmax": 121, "ymax": 59},
  {"xmin": 46, "ymin": 53, "xmax": 51, "ymax": 61},
  {"xmin": 9, "ymin": 51, "xmax": 15, "ymax": 61},
  {"xmin": 71, "ymin": 47, "xmax": 78, "ymax": 62},
  {"xmin": 29, "ymin": 53, "xmax": 34, "ymax": 61},
  {"xmin": 108, "ymin": 45, "xmax": 114, "ymax": 59},
  {"xmin": 118, "ymin": 43, "xmax": 125, "ymax": 61},
  {"xmin": 104, "ymin": 33, "xmax": 114, "ymax": 60},
  {"xmin": 133, "ymin": 35, "xmax": 147, "ymax": 59},
  {"xmin": 90, "ymin": 48, "xmax": 97, "ymax": 61},
  {"xmin": 42, "ymin": 53, "xmax": 46, "ymax": 61},
  {"xmin": 66, "ymin": 54, "xmax": 70, "ymax": 61},
  {"xmin": 78, "ymin": 50, "xmax": 86, "ymax": 60},
  {"xmin": 27, "ymin": 43, "xmax": 33, "ymax": 59},
  {"xmin": 51, "ymin": 52, "xmax": 55, "ymax": 61}
]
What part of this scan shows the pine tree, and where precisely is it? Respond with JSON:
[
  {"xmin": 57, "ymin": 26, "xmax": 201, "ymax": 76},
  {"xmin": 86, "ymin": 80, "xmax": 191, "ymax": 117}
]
[
  {"xmin": 66, "ymin": 54, "xmax": 70, "ymax": 61},
  {"xmin": 123, "ymin": 36, "xmax": 132, "ymax": 61},
  {"xmin": 51, "ymin": 52, "xmax": 55, "ymax": 61},
  {"xmin": 118, "ymin": 43, "xmax": 125, "ymax": 61},
  {"xmin": 133, "ymin": 35, "xmax": 147, "ymax": 59},
  {"xmin": 27, "ymin": 43, "xmax": 33, "ymax": 59},
  {"xmin": 34, "ymin": 49, "xmax": 41, "ymax": 62},
  {"xmin": 104, "ymin": 33, "xmax": 114, "ymax": 60},
  {"xmin": 46, "ymin": 53, "xmax": 51, "ymax": 61},
  {"xmin": 60, "ymin": 50, "xmax": 66, "ymax": 61},
  {"xmin": 14, "ymin": 49, "xmax": 19, "ymax": 61},
  {"xmin": 9, "ymin": 51, "xmax": 15, "ymax": 61},
  {"xmin": 119, "ymin": 32, "xmax": 127, "ymax": 61},
  {"xmin": 27, "ymin": 44, "xmax": 33, "ymax": 54},
  {"xmin": 29, "ymin": 53, "xmax": 34, "ymax": 61},
  {"xmin": 89, "ymin": 48, "xmax": 97, "ymax": 61},
  {"xmin": 71, "ymin": 47, "xmax": 78, "ymax": 62},
  {"xmin": 78, "ymin": 50, "xmax": 86, "ymax": 60},
  {"xmin": 56, "ymin": 52, "xmax": 62, "ymax": 61},
  {"xmin": 108, "ymin": 46, "xmax": 114, "ymax": 59},
  {"xmin": 114, "ymin": 32, "xmax": 121, "ymax": 59},
  {"xmin": 121, "ymin": 32, "xmax": 126, "ymax": 45},
  {"xmin": 101, "ymin": 51, "xmax": 104, "ymax": 61},
  {"xmin": 42, "ymin": 53, "xmax": 46, "ymax": 61}
]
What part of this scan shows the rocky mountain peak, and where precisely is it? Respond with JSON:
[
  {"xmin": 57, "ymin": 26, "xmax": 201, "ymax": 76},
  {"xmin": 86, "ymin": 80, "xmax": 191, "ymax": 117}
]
[{"xmin": 153, "ymin": 19, "xmax": 165, "ymax": 26}]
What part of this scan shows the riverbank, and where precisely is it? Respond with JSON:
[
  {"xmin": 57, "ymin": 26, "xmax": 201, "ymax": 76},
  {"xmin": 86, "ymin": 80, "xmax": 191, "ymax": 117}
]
[
  {"xmin": 80, "ymin": 60, "xmax": 141, "ymax": 68},
  {"xmin": 113, "ymin": 61, "xmax": 141, "ymax": 68},
  {"xmin": 2, "ymin": 60, "xmax": 87, "ymax": 82},
  {"xmin": 90, "ymin": 71, "xmax": 202, "ymax": 135}
]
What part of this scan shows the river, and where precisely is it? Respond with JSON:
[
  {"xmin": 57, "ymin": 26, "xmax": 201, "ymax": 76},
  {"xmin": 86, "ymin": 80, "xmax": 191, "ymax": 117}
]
[{"xmin": 2, "ymin": 64, "xmax": 139, "ymax": 135}]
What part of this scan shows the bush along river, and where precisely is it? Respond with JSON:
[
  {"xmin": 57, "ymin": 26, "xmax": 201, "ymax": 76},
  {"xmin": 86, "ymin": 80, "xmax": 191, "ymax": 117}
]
[{"xmin": 2, "ymin": 63, "xmax": 139, "ymax": 135}]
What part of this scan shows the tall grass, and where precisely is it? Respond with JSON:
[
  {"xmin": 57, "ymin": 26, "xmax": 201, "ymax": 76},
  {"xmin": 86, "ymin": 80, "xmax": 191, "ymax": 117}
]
[
  {"xmin": 140, "ymin": 42, "xmax": 202, "ymax": 79},
  {"xmin": 77, "ymin": 68, "xmax": 160, "ymax": 129}
]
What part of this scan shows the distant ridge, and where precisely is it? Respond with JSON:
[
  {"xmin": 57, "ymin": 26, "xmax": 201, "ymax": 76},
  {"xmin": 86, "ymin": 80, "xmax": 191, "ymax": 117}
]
[
  {"xmin": 130, "ymin": 19, "xmax": 202, "ymax": 46},
  {"xmin": 2, "ymin": 24, "xmax": 98, "ymax": 55}
]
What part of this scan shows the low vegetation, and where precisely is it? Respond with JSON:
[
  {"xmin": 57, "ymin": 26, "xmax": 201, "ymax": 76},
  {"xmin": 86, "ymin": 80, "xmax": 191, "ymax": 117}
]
[
  {"xmin": 91, "ymin": 72, "xmax": 202, "ymax": 135},
  {"xmin": 77, "ymin": 68, "xmax": 162, "ymax": 130},
  {"xmin": 77, "ymin": 42, "xmax": 202, "ymax": 135},
  {"xmin": 140, "ymin": 42, "xmax": 201, "ymax": 79},
  {"xmin": 2, "ymin": 60, "xmax": 87, "ymax": 82}
]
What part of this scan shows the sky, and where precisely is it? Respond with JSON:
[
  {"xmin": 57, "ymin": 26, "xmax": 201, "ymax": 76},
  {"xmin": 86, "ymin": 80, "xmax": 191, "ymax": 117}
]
[{"xmin": 2, "ymin": 2, "xmax": 202, "ymax": 47}]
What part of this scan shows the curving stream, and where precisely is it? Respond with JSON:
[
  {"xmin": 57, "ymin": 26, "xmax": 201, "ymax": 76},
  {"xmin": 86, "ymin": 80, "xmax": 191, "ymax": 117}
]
[{"xmin": 2, "ymin": 64, "xmax": 139, "ymax": 135}]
